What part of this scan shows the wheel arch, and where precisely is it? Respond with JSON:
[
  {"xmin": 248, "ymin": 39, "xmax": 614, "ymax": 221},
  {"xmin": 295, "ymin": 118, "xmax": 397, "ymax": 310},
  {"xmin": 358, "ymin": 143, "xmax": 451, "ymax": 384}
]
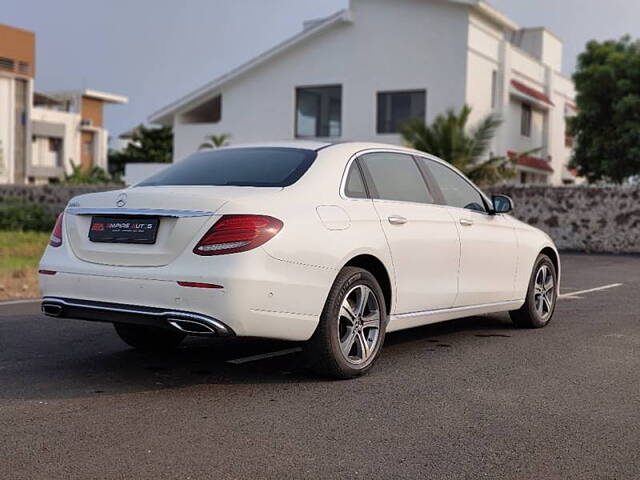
[
  {"xmin": 343, "ymin": 254, "xmax": 393, "ymax": 315},
  {"xmin": 540, "ymin": 246, "xmax": 561, "ymax": 290}
]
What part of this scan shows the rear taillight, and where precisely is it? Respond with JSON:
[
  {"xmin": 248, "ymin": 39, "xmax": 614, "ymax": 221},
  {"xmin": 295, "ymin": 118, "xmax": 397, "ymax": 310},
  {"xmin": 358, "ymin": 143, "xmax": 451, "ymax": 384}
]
[
  {"xmin": 193, "ymin": 215, "xmax": 283, "ymax": 256},
  {"xmin": 50, "ymin": 213, "xmax": 64, "ymax": 247}
]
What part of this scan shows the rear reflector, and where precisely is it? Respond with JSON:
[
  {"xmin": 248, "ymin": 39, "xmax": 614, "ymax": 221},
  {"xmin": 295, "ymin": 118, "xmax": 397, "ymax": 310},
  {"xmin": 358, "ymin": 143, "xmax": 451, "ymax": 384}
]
[
  {"xmin": 38, "ymin": 270, "xmax": 57, "ymax": 275},
  {"xmin": 177, "ymin": 281, "xmax": 223, "ymax": 289},
  {"xmin": 193, "ymin": 215, "xmax": 283, "ymax": 256},
  {"xmin": 49, "ymin": 213, "xmax": 64, "ymax": 247}
]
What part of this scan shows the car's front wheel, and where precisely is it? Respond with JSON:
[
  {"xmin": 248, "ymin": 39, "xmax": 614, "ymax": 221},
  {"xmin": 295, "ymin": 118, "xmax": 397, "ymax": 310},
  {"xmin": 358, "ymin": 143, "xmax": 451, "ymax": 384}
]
[
  {"xmin": 305, "ymin": 267, "xmax": 387, "ymax": 379},
  {"xmin": 114, "ymin": 323, "xmax": 186, "ymax": 351},
  {"xmin": 510, "ymin": 254, "xmax": 558, "ymax": 328}
]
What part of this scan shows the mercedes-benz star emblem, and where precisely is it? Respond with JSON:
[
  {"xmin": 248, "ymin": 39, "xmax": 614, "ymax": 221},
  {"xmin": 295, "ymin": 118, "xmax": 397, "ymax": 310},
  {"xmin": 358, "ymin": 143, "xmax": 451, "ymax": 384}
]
[{"xmin": 116, "ymin": 193, "xmax": 128, "ymax": 208}]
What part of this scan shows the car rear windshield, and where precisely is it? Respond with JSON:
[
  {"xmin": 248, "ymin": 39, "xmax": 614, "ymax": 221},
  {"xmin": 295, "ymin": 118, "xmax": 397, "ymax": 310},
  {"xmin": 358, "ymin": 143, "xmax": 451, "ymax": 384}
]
[{"xmin": 137, "ymin": 147, "xmax": 317, "ymax": 187}]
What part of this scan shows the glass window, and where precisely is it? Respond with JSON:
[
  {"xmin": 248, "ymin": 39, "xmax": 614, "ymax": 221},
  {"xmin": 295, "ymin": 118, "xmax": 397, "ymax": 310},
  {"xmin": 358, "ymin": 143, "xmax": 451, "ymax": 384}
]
[
  {"xmin": 137, "ymin": 147, "xmax": 316, "ymax": 187},
  {"xmin": 360, "ymin": 152, "xmax": 433, "ymax": 204},
  {"xmin": 377, "ymin": 90, "xmax": 426, "ymax": 133},
  {"xmin": 182, "ymin": 95, "xmax": 221, "ymax": 124},
  {"xmin": 296, "ymin": 86, "xmax": 342, "ymax": 137},
  {"xmin": 344, "ymin": 162, "xmax": 368, "ymax": 199},
  {"xmin": 521, "ymin": 103, "xmax": 532, "ymax": 137},
  {"xmin": 422, "ymin": 159, "xmax": 487, "ymax": 212}
]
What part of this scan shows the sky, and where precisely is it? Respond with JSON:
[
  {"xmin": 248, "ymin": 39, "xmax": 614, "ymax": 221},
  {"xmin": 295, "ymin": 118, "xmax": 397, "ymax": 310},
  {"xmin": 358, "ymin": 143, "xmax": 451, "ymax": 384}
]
[{"xmin": 4, "ymin": 0, "xmax": 640, "ymax": 137}]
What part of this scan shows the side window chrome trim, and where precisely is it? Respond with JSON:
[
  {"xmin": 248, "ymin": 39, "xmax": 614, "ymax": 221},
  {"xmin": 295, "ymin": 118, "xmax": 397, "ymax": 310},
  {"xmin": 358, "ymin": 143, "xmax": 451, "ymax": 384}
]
[
  {"xmin": 340, "ymin": 148, "xmax": 436, "ymax": 203},
  {"xmin": 339, "ymin": 147, "xmax": 490, "ymax": 209},
  {"xmin": 350, "ymin": 150, "xmax": 435, "ymax": 205}
]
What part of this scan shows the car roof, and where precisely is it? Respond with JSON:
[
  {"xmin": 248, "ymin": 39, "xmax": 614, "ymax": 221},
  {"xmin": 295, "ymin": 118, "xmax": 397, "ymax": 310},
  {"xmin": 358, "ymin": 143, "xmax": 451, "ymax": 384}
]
[
  {"xmin": 214, "ymin": 140, "xmax": 332, "ymax": 151},
  {"xmin": 214, "ymin": 140, "xmax": 423, "ymax": 155}
]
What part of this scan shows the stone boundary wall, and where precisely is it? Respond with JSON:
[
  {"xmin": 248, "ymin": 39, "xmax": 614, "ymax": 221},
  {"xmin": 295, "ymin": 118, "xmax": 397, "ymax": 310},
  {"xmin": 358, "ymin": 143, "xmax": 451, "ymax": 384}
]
[
  {"xmin": 1, "ymin": 184, "xmax": 638, "ymax": 253},
  {"xmin": 0, "ymin": 185, "xmax": 121, "ymax": 216},
  {"xmin": 486, "ymin": 186, "xmax": 640, "ymax": 254}
]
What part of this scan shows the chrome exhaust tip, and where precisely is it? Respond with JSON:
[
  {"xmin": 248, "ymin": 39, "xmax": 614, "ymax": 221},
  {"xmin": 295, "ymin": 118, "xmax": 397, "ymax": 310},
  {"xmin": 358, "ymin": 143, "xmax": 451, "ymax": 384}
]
[
  {"xmin": 168, "ymin": 318, "xmax": 217, "ymax": 335},
  {"xmin": 42, "ymin": 303, "xmax": 63, "ymax": 317}
]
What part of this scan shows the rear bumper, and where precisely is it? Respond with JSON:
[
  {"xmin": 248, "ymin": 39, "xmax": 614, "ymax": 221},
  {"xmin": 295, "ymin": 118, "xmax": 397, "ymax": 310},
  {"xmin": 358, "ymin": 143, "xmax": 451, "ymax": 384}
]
[
  {"xmin": 41, "ymin": 297, "xmax": 234, "ymax": 336},
  {"xmin": 38, "ymin": 247, "xmax": 335, "ymax": 341}
]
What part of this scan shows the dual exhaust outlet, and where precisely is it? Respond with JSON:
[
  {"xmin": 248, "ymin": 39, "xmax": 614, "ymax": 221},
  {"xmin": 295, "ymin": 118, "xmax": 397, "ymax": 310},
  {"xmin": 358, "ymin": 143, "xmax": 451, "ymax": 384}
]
[{"xmin": 41, "ymin": 298, "xmax": 234, "ymax": 337}]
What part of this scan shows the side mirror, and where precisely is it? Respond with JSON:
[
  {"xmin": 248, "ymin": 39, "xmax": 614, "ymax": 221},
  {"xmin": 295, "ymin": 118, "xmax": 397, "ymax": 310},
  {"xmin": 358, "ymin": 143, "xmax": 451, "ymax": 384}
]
[{"xmin": 491, "ymin": 194, "xmax": 514, "ymax": 214}]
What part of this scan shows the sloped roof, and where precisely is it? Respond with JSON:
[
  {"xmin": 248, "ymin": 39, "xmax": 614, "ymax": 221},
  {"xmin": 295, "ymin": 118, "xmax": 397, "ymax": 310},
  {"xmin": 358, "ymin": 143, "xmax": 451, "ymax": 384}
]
[
  {"xmin": 148, "ymin": 1, "xmax": 520, "ymax": 125},
  {"xmin": 508, "ymin": 151, "xmax": 554, "ymax": 173},
  {"xmin": 511, "ymin": 79, "xmax": 554, "ymax": 106},
  {"xmin": 148, "ymin": 9, "xmax": 353, "ymax": 125}
]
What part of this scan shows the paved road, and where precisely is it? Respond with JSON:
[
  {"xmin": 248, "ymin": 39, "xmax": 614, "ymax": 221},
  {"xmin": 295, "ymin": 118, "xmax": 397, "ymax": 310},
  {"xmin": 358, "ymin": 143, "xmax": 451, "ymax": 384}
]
[{"xmin": 1, "ymin": 253, "xmax": 639, "ymax": 479}]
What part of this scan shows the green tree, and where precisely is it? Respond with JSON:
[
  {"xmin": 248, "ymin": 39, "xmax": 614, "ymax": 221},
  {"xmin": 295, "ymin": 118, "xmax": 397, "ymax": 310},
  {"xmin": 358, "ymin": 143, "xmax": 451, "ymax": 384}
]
[
  {"xmin": 108, "ymin": 124, "xmax": 173, "ymax": 177},
  {"xmin": 199, "ymin": 133, "xmax": 231, "ymax": 150},
  {"xmin": 571, "ymin": 36, "xmax": 640, "ymax": 183},
  {"xmin": 64, "ymin": 162, "xmax": 119, "ymax": 185},
  {"xmin": 401, "ymin": 105, "xmax": 514, "ymax": 185}
]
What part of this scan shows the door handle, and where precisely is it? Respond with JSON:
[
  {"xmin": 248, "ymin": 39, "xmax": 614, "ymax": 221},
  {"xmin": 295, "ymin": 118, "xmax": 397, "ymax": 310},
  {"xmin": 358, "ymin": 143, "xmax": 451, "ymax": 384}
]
[
  {"xmin": 459, "ymin": 218, "xmax": 474, "ymax": 227},
  {"xmin": 388, "ymin": 215, "xmax": 408, "ymax": 225}
]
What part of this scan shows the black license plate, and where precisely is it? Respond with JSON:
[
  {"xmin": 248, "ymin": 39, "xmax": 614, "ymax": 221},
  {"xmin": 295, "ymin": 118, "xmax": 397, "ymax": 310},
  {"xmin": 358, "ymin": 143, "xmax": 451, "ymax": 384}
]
[{"xmin": 89, "ymin": 216, "xmax": 159, "ymax": 244}]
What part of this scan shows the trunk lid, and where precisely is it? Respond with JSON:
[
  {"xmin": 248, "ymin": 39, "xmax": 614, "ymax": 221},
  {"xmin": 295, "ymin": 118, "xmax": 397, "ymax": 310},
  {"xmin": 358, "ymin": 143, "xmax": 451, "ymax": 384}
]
[{"xmin": 64, "ymin": 186, "xmax": 277, "ymax": 267}]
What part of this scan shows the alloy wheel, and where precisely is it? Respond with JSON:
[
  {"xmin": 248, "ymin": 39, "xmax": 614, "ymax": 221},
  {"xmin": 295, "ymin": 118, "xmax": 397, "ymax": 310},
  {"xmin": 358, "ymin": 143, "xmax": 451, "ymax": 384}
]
[
  {"xmin": 337, "ymin": 285, "xmax": 381, "ymax": 365},
  {"xmin": 534, "ymin": 264, "xmax": 555, "ymax": 321}
]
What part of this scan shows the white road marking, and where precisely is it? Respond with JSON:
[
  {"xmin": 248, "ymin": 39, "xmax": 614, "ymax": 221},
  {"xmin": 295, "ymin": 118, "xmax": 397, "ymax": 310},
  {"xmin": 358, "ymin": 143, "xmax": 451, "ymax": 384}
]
[
  {"xmin": 227, "ymin": 347, "xmax": 302, "ymax": 365},
  {"xmin": 0, "ymin": 298, "xmax": 40, "ymax": 306},
  {"xmin": 559, "ymin": 283, "xmax": 623, "ymax": 299}
]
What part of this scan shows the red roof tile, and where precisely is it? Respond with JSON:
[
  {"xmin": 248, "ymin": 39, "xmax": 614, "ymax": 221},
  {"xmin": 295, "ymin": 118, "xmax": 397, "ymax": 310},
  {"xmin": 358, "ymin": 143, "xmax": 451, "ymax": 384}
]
[
  {"xmin": 508, "ymin": 151, "xmax": 554, "ymax": 173},
  {"xmin": 511, "ymin": 79, "xmax": 554, "ymax": 106},
  {"xmin": 566, "ymin": 102, "xmax": 578, "ymax": 111}
]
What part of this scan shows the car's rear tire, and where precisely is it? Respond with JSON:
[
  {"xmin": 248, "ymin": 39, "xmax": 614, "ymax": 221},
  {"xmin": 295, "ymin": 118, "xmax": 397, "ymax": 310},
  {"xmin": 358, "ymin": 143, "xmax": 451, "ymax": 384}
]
[
  {"xmin": 304, "ymin": 267, "xmax": 387, "ymax": 379},
  {"xmin": 509, "ymin": 254, "xmax": 557, "ymax": 329},
  {"xmin": 114, "ymin": 323, "xmax": 186, "ymax": 351}
]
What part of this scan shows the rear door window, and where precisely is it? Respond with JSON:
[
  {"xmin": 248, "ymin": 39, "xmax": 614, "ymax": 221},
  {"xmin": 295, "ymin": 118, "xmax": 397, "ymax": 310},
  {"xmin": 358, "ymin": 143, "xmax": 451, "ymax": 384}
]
[
  {"xmin": 360, "ymin": 152, "xmax": 433, "ymax": 204},
  {"xmin": 344, "ymin": 162, "xmax": 368, "ymax": 198},
  {"xmin": 137, "ymin": 147, "xmax": 317, "ymax": 187}
]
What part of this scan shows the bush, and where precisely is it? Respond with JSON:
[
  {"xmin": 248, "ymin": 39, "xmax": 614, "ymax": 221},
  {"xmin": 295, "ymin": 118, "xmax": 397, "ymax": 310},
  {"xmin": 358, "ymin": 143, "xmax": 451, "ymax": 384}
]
[
  {"xmin": 63, "ymin": 164, "xmax": 122, "ymax": 185},
  {"xmin": 0, "ymin": 200, "xmax": 57, "ymax": 232}
]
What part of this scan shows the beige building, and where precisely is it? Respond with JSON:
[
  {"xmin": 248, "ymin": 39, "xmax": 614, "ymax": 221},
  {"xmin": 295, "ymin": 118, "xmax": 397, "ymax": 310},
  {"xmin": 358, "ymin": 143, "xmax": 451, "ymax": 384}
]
[{"xmin": 0, "ymin": 24, "xmax": 127, "ymax": 184}]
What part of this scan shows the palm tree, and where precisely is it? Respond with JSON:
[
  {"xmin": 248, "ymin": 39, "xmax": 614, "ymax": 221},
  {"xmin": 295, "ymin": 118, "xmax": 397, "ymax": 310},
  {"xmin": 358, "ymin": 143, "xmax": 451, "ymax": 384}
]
[
  {"xmin": 401, "ymin": 105, "xmax": 515, "ymax": 185},
  {"xmin": 199, "ymin": 133, "xmax": 231, "ymax": 150}
]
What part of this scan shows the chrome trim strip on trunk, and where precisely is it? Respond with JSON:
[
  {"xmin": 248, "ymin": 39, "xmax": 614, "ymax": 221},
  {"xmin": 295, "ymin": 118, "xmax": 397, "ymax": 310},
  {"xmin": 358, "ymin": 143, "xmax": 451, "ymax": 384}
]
[{"xmin": 65, "ymin": 207, "xmax": 215, "ymax": 218}]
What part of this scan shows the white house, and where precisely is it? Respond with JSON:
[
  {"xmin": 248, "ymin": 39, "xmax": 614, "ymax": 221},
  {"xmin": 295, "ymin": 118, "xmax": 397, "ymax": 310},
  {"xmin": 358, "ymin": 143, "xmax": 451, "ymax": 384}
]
[
  {"xmin": 0, "ymin": 24, "xmax": 127, "ymax": 184},
  {"xmin": 149, "ymin": 0, "xmax": 577, "ymax": 185}
]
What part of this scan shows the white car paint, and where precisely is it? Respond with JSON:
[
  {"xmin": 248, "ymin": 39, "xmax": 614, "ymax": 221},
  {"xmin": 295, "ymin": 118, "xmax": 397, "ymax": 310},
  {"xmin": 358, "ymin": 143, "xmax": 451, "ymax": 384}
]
[{"xmin": 39, "ymin": 141, "xmax": 559, "ymax": 341}]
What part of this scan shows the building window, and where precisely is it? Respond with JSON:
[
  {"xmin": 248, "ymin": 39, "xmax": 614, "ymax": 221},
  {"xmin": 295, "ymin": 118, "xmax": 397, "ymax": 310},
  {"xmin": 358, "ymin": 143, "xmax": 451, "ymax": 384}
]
[
  {"xmin": 0, "ymin": 57, "xmax": 15, "ymax": 70},
  {"xmin": 83, "ymin": 139, "xmax": 93, "ymax": 156},
  {"xmin": 295, "ymin": 85, "xmax": 342, "ymax": 138},
  {"xmin": 377, "ymin": 90, "xmax": 426, "ymax": 134},
  {"xmin": 48, "ymin": 138, "xmax": 60, "ymax": 152},
  {"xmin": 182, "ymin": 95, "xmax": 222, "ymax": 124},
  {"xmin": 565, "ymin": 118, "xmax": 574, "ymax": 148},
  {"xmin": 521, "ymin": 103, "xmax": 532, "ymax": 137},
  {"xmin": 491, "ymin": 70, "xmax": 498, "ymax": 109}
]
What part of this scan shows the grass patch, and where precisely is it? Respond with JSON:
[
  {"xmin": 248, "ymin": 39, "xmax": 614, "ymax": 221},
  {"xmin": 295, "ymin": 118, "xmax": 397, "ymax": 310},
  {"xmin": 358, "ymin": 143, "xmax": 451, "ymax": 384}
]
[
  {"xmin": 0, "ymin": 231, "xmax": 50, "ymax": 269},
  {"xmin": 0, "ymin": 231, "xmax": 50, "ymax": 299}
]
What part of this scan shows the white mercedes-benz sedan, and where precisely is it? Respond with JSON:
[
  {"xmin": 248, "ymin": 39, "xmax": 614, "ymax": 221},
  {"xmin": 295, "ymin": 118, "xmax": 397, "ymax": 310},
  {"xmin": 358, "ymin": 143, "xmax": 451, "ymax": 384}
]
[{"xmin": 39, "ymin": 142, "xmax": 559, "ymax": 378}]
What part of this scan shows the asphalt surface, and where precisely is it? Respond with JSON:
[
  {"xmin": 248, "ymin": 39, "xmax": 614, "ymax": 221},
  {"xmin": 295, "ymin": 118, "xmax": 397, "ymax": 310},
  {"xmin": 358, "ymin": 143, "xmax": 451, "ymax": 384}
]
[{"xmin": 1, "ymin": 253, "xmax": 639, "ymax": 479}]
